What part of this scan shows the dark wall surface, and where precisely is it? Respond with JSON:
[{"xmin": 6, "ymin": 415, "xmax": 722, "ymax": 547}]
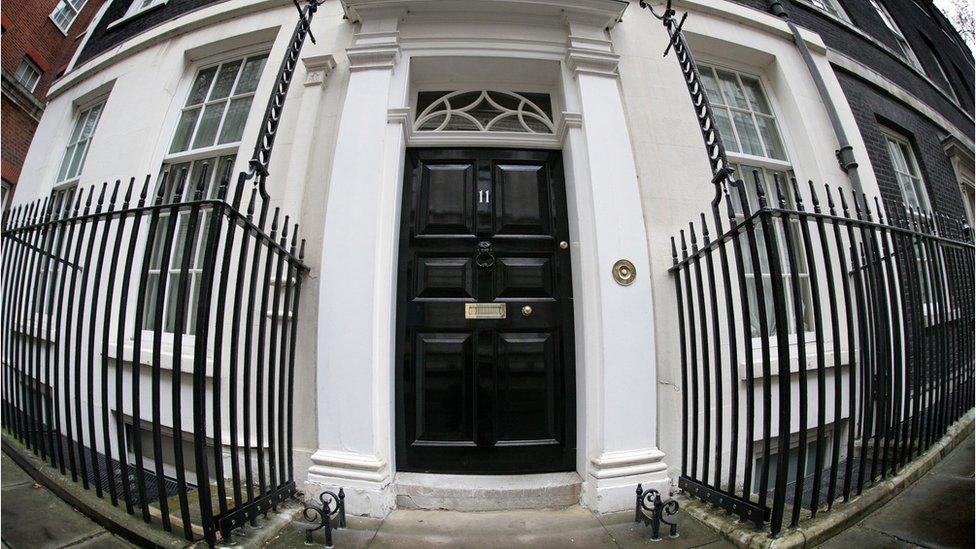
[
  {"xmin": 76, "ymin": 0, "xmax": 227, "ymax": 66},
  {"xmin": 732, "ymin": 0, "xmax": 974, "ymax": 216}
]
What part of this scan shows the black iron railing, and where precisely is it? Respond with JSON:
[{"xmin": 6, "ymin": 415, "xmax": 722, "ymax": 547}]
[
  {"xmin": 670, "ymin": 173, "xmax": 974, "ymax": 537},
  {"xmin": 0, "ymin": 168, "xmax": 308, "ymax": 546}
]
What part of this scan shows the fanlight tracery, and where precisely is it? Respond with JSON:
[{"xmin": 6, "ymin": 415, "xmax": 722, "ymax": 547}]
[{"xmin": 414, "ymin": 90, "xmax": 555, "ymax": 134}]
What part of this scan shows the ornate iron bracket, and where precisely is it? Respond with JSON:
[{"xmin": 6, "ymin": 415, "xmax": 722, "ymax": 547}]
[
  {"xmin": 634, "ymin": 484, "xmax": 680, "ymax": 541},
  {"xmin": 637, "ymin": 0, "xmax": 735, "ymax": 207},
  {"xmin": 245, "ymin": 0, "xmax": 326, "ymax": 199},
  {"xmin": 302, "ymin": 488, "xmax": 346, "ymax": 548}
]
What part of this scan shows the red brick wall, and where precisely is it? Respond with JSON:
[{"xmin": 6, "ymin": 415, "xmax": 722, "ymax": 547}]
[{"xmin": 1, "ymin": 0, "xmax": 106, "ymax": 201}]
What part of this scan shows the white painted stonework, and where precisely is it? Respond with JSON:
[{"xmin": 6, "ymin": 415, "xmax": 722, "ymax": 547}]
[{"xmin": 11, "ymin": 0, "xmax": 966, "ymax": 519}]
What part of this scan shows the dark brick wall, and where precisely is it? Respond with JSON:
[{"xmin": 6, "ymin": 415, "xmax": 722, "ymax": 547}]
[
  {"xmin": 729, "ymin": 0, "xmax": 973, "ymax": 220},
  {"xmin": 76, "ymin": 0, "xmax": 227, "ymax": 66},
  {"xmin": 1, "ymin": 0, "xmax": 106, "ymax": 194},
  {"xmin": 839, "ymin": 72, "xmax": 967, "ymax": 219}
]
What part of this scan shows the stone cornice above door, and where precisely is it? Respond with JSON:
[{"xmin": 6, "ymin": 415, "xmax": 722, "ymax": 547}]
[{"xmin": 340, "ymin": 0, "xmax": 627, "ymax": 28}]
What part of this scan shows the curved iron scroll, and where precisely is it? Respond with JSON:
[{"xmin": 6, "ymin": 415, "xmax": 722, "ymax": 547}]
[
  {"xmin": 637, "ymin": 1, "xmax": 735, "ymax": 206},
  {"xmin": 246, "ymin": 0, "xmax": 326, "ymax": 199}
]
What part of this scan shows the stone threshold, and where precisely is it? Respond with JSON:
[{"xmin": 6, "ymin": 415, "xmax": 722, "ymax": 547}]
[
  {"xmin": 679, "ymin": 409, "xmax": 975, "ymax": 549},
  {"xmin": 1, "ymin": 434, "xmax": 298, "ymax": 549},
  {"xmin": 393, "ymin": 471, "xmax": 583, "ymax": 511}
]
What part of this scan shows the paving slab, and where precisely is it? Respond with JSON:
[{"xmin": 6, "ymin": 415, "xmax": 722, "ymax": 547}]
[
  {"xmin": 0, "ymin": 483, "xmax": 106, "ymax": 549},
  {"xmin": 598, "ymin": 509, "xmax": 728, "ymax": 548},
  {"xmin": 817, "ymin": 525, "xmax": 915, "ymax": 549},
  {"xmin": 930, "ymin": 432, "xmax": 974, "ymax": 480},
  {"xmin": 265, "ymin": 514, "xmax": 383, "ymax": 548},
  {"xmin": 64, "ymin": 531, "xmax": 140, "ymax": 549},
  {"xmin": 859, "ymin": 470, "xmax": 973, "ymax": 549},
  {"xmin": 0, "ymin": 453, "xmax": 33, "ymax": 489},
  {"xmin": 369, "ymin": 506, "xmax": 616, "ymax": 548}
]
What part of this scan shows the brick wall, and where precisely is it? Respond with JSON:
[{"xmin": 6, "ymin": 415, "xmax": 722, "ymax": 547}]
[
  {"xmin": 839, "ymin": 72, "xmax": 967, "ymax": 220},
  {"xmin": 1, "ymin": 0, "xmax": 105, "ymax": 200},
  {"xmin": 729, "ymin": 0, "xmax": 974, "ymax": 220}
]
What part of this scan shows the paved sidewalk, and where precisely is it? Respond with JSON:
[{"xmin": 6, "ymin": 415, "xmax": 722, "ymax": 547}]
[
  {"xmin": 3, "ymin": 434, "xmax": 972, "ymax": 548},
  {"xmin": 1, "ymin": 452, "xmax": 136, "ymax": 549},
  {"xmin": 817, "ymin": 431, "xmax": 974, "ymax": 548},
  {"xmin": 266, "ymin": 504, "xmax": 730, "ymax": 548}
]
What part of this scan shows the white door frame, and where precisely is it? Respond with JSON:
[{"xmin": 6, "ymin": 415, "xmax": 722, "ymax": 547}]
[{"xmin": 308, "ymin": 0, "xmax": 670, "ymax": 517}]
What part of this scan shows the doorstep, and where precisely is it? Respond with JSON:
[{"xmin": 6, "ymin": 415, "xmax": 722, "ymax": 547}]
[{"xmin": 393, "ymin": 471, "xmax": 582, "ymax": 511}]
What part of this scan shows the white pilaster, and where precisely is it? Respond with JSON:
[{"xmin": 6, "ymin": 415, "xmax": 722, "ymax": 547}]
[
  {"xmin": 308, "ymin": 10, "xmax": 404, "ymax": 517},
  {"xmin": 563, "ymin": 11, "xmax": 671, "ymax": 513}
]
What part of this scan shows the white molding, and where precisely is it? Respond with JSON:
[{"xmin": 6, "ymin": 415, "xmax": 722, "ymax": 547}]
[
  {"xmin": 302, "ymin": 54, "xmax": 337, "ymax": 87},
  {"xmin": 675, "ymin": 0, "xmax": 827, "ymax": 55},
  {"xmin": 565, "ymin": 46, "xmax": 619, "ymax": 77},
  {"xmin": 827, "ymin": 49, "xmax": 975, "ymax": 151},
  {"xmin": 558, "ymin": 111, "xmax": 583, "ymax": 143},
  {"xmin": 347, "ymin": 31, "xmax": 401, "ymax": 71},
  {"xmin": 341, "ymin": 0, "xmax": 627, "ymax": 25},
  {"xmin": 309, "ymin": 449, "xmax": 390, "ymax": 482},
  {"xmin": 588, "ymin": 447, "xmax": 668, "ymax": 480},
  {"xmin": 387, "ymin": 106, "xmax": 411, "ymax": 140}
]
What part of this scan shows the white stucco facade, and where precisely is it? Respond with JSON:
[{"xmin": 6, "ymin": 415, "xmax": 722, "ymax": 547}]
[{"xmin": 12, "ymin": 0, "xmax": 929, "ymax": 519}]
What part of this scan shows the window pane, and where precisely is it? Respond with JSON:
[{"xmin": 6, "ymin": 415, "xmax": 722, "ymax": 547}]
[
  {"xmin": 68, "ymin": 112, "xmax": 88, "ymax": 143},
  {"xmin": 66, "ymin": 140, "xmax": 89, "ymax": 179},
  {"xmin": 235, "ymin": 56, "xmax": 268, "ymax": 94},
  {"xmin": 714, "ymin": 108, "xmax": 738, "ymax": 153},
  {"xmin": 217, "ymin": 97, "xmax": 252, "ymax": 144},
  {"xmin": 717, "ymin": 70, "xmax": 749, "ymax": 109},
  {"xmin": 700, "ymin": 67, "xmax": 723, "ymax": 104},
  {"xmin": 187, "ymin": 67, "xmax": 217, "ymax": 106},
  {"xmin": 191, "ymin": 103, "xmax": 225, "ymax": 149},
  {"xmin": 80, "ymin": 105, "xmax": 102, "ymax": 140},
  {"xmin": 756, "ymin": 116, "xmax": 786, "ymax": 160},
  {"xmin": 142, "ymin": 274, "xmax": 159, "ymax": 329},
  {"xmin": 164, "ymin": 276, "xmax": 180, "ymax": 332},
  {"xmin": 209, "ymin": 60, "xmax": 242, "ymax": 101},
  {"xmin": 57, "ymin": 144, "xmax": 76, "ymax": 182},
  {"xmin": 732, "ymin": 111, "xmax": 763, "ymax": 156},
  {"xmin": 169, "ymin": 108, "xmax": 200, "ymax": 153},
  {"xmin": 741, "ymin": 77, "xmax": 771, "ymax": 114},
  {"xmin": 170, "ymin": 213, "xmax": 191, "ymax": 269}
]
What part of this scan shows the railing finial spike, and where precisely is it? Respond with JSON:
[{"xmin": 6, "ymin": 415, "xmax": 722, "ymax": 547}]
[
  {"xmin": 807, "ymin": 180, "xmax": 821, "ymax": 213},
  {"xmin": 123, "ymin": 177, "xmax": 135, "ymax": 208}
]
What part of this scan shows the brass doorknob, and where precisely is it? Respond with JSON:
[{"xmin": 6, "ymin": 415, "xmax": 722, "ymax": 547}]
[
  {"xmin": 559, "ymin": 241, "xmax": 569, "ymax": 250},
  {"xmin": 521, "ymin": 305, "xmax": 533, "ymax": 317}
]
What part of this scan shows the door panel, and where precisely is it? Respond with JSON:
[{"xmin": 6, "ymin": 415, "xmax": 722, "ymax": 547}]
[{"xmin": 396, "ymin": 148, "xmax": 575, "ymax": 474}]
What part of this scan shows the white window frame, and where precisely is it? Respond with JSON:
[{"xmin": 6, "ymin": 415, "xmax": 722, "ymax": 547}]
[
  {"xmin": 869, "ymin": 0, "xmax": 924, "ymax": 71},
  {"xmin": 49, "ymin": 0, "xmax": 88, "ymax": 34},
  {"xmin": 143, "ymin": 47, "xmax": 269, "ymax": 339},
  {"xmin": 14, "ymin": 58, "xmax": 42, "ymax": 93},
  {"xmin": 698, "ymin": 63, "xmax": 790, "ymax": 165},
  {"xmin": 55, "ymin": 99, "xmax": 106, "ymax": 185},
  {"xmin": 797, "ymin": 0, "xmax": 851, "ymax": 24},
  {"xmin": 882, "ymin": 130, "xmax": 932, "ymax": 214},
  {"xmin": 699, "ymin": 61, "xmax": 815, "ymax": 345}
]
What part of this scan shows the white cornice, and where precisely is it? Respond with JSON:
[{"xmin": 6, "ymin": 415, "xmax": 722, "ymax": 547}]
[
  {"xmin": 347, "ymin": 30, "xmax": 401, "ymax": 70},
  {"xmin": 302, "ymin": 54, "xmax": 337, "ymax": 87},
  {"xmin": 48, "ymin": 0, "xmax": 290, "ymax": 101},
  {"xmin": 341, "ymin": 0, "xmax": 627, "ymax": 26}
]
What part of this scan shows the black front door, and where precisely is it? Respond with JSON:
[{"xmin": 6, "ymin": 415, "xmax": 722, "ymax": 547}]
[{"xmin": 395, "ymin": 148, "xmax": 576, "ymax": 474}]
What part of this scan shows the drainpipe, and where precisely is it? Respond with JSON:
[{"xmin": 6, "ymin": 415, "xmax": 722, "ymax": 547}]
[{"xmin": 769, "ymin": 0, "xmax": 863, "ymax": 194}]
